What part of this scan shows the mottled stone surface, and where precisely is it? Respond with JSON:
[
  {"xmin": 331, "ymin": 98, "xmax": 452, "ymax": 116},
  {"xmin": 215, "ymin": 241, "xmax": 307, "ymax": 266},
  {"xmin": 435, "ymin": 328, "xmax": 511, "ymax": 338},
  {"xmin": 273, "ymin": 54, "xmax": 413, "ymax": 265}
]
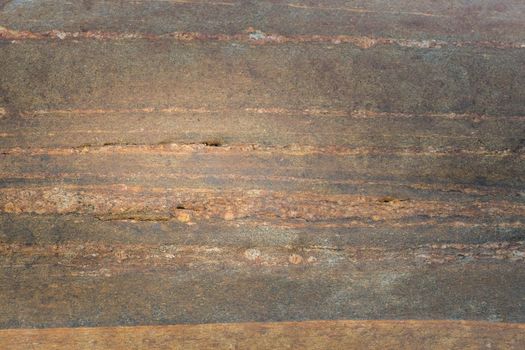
[{"xmin": 0, "ymin": 0, "xmax": 524, "ymax": 347}]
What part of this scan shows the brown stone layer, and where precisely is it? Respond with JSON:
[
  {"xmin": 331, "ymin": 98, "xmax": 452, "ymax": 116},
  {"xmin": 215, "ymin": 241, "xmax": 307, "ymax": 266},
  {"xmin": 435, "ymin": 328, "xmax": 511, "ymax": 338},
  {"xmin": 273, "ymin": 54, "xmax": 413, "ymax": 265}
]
[
  {"xmin": 1, "ymin": 320, "xmax": 524, "ymax": 349},
  {"xmin": 1, "ymin": 0, "xmax": 525, "ymax": 43},
  {"xmin": 1, "ymin": 240, "xmax": 523, "ymax": 273},
  {"xmin": 1, "ymin": 0, "xmax": 524, "ymax": 333},
  {"xmin": 0, "ymin": 185, "xmax": 523, "ymax": 222},
  {"xmin": 1, "ymin": 42, "xmax": 524, "ymax": 116},
  {"xmin": 1, "ymin": 26, "xmax": 524, "ymax": 49}
]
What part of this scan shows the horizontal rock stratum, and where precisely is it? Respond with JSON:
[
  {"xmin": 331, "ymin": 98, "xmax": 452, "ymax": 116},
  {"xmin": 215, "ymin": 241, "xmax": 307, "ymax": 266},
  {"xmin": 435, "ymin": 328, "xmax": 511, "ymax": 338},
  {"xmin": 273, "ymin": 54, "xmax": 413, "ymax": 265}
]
[{"xmin": 0, "ymin": 0, "xmax": 524, "ymax": 347}]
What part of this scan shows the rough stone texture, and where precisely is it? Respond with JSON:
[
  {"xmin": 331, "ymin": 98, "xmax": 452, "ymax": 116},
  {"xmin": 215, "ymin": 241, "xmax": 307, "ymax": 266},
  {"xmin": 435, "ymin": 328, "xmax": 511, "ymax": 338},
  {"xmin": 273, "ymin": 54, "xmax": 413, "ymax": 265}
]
[
  {"xmin": 1, "ymin": 320, "xmax": 525, "ymax": 349},
  {"xmin": 0, "ymin": 0, "xmax": 524, "ymax": 347}
]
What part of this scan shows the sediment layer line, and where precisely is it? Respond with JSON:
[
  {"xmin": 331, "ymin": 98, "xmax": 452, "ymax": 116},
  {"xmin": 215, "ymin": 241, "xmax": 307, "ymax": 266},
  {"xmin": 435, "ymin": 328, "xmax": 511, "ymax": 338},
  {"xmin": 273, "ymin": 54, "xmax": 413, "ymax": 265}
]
[
  {"xmin": 1, "ymin": 144, "xmax": 522, "ymax": 157},
  {"xmin": 12, "ymin": 107, "xmax": 525, "ymax": 121},
  {"xmin": 1, "ymin": 185, "xmax": 523, "ymax": 222},
  {"xmin": 1, "ymin": 241, "xmax": 523, "ymax": 274},
  {"xmin": 1, "ymin": 26, "xmax": 523, "ymax": 49}
]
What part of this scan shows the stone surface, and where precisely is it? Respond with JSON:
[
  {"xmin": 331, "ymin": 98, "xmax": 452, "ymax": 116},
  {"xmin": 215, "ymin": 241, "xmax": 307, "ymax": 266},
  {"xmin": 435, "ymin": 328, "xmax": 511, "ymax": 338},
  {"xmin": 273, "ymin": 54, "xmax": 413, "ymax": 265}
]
[
  {"xmin": 0, "ymin": 0, "xmax": 524, "ymax": 347},
  {"xmin": 1, "ymin": 320, "xmax": 525, "ymax": 349}
]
